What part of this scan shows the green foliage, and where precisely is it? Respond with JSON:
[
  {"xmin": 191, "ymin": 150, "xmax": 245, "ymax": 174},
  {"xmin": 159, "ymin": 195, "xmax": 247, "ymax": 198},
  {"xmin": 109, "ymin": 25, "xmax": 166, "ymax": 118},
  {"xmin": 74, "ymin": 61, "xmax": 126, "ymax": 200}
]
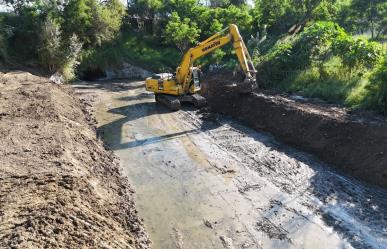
[
  {"xmin": 257, "ymin": 21, "xmax": 345, "ymax": 86},
  {"xmin": 332, "ymin": 36, "xmax": 382, "ymax": 70},
  {"xmin": 4, "ymin": 6, "xmax": 42, "ymax": 60},
  {"xmin": 39, "ymin": 18, "xmax": 62, "ymax": 72},
  {"xmin": 255, "ymin": 20, "xmax": 385, "ymax": 115},
  {"xmin": 0, "ymin": 14, "xmax": 14, "ymax": 61},
  {"xmin": 80, "ymin": 33, "xmax": 180, "ymax": 73},
  {"xmin": 292, "ymin": 21, "xmax": 345, "ymax": 67},
  {"xmin": 62, "ymin": 34, "xmax": 83, "ymax": 80},
  {"xmin": 257, "ymin": 0, "xmax": 340, "ymax": 33},
  {"xmin": 258, "ymin": 0, "xmax": 290, "ymax": 31},
  {"xmin": 217, "ymin": 5, "xmax": 253, "ymax": 34},
  {"xmin": 349, "ymin": 56, "xmax": 387, "ymax": 114},
  {"xmin": 39, "ymin": 18, "xmax": 82, "ymax": 80},
  {"xmin": 62, "ymin": 0, "xmax": 125, "ymax": 47},
  {"xmin": 256, "ymin": 42, "xmax": 293, "ymax": 84},
  {"xmin": 163, "ymin": 11, "xmax": 200, "ymax": 53},
  {"xmin": 339, "ymin": 0, "xmax": 386, "ymax": 39}
]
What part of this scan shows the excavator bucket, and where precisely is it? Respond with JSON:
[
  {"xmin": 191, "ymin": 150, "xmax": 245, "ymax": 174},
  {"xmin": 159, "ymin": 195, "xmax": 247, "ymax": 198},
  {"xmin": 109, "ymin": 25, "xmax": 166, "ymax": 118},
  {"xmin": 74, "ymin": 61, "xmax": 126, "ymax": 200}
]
[{"xmin": 235, "ymin": 78, "xmax": 257, "ymax": 93}]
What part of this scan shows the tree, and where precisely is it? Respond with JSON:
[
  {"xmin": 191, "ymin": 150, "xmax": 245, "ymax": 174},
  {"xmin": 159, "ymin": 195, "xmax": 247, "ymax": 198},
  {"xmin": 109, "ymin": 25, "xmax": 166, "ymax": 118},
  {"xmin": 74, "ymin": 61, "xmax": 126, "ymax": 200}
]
[
  {"xmin": 62, "ymin": 0, "xmax": 124, "ymax": 47},
  {"xmin": 217, "ymin": 4, "xmax": 253, "ymax": 34},
  {"xmin": 259, "ymin": 0, "xmax": 291, "ymax": 33},
  {"xmin": 39, "ymin": 17, "xmax": 62, "ymax": 72},
  {"xmin": 348, "ymin": 0, "xmax": 386, "ymax": 39},
  {"xmin": 127, "ymin": 0, "xmax": 163, "ymax": 34},
  {"xmin": 163, "ymin": 12, "xmax": 200, "ymax": 53}
]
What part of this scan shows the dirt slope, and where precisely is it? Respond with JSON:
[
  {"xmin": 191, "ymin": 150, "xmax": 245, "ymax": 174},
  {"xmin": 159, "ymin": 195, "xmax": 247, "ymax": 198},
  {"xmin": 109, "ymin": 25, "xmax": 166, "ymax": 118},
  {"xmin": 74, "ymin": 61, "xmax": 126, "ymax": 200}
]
[
  {"xmin": 0, "ymin": 71, "xmax": 150, "ymax": 248},
  {"xmin": 203, "ymin": 73, "xmax": 387, "ymax": 189}
]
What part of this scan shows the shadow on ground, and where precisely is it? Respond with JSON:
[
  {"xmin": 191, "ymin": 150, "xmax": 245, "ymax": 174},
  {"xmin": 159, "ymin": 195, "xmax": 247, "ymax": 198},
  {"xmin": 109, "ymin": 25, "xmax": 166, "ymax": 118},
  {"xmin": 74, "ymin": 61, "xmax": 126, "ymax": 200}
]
[{"xmin": 73, "ymin": 79, "xmax": 146, "ymax": 92}]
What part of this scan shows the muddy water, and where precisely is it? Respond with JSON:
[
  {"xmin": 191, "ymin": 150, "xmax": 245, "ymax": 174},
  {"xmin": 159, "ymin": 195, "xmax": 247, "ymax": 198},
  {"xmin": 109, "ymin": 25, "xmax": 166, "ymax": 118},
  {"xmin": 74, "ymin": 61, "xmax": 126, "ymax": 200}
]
[{"xmin": 74, "ymin": 80, "xmax": 387, "ymax": 249}]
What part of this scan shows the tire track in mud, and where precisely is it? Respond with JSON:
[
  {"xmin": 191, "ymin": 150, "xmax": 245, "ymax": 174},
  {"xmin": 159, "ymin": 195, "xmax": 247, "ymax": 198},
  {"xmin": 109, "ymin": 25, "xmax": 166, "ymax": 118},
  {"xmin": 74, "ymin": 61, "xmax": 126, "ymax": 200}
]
[{"xmin": 179, "ymin": 109, "xmax": 387, "ymax": 248}]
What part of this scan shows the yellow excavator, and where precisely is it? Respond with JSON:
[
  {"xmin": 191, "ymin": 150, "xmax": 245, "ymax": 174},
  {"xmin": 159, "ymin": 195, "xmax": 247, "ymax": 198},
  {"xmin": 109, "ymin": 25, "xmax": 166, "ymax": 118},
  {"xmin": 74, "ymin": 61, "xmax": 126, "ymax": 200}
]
[{"xmin": 145, "ymin": 24, "xmax": 256, "ymax": 110}]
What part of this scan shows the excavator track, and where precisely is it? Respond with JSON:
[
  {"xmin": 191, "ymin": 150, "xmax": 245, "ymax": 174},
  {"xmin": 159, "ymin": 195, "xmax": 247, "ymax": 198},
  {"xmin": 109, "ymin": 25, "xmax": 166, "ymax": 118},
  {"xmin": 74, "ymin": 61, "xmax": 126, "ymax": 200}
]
[
  {"xmin": 155, "ymin": 93, "xmax": 207, "ymax": 110},
  {"xmin": 155, "ymin": 93, "xmax": 181, "ymax": 111}
]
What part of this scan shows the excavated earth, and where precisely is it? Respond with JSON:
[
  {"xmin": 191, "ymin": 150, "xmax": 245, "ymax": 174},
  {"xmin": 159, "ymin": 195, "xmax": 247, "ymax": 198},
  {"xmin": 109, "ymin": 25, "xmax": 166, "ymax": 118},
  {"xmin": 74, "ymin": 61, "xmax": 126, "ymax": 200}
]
[
  {"xmin": 202, "ymin": 72, "xmax": 387, "ymax": 189},
  {"xmin": 0, "ymin": 71, "xmax": 150, "ymax": 248}
]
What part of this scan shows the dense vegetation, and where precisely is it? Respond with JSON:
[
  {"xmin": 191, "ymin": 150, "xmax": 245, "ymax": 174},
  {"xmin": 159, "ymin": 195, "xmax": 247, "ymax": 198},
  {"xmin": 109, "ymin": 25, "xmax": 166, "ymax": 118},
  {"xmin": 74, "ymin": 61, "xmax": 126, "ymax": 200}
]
[{"xmin": 0, "ymin": 0, "xmax": 386, "ymax": 114}]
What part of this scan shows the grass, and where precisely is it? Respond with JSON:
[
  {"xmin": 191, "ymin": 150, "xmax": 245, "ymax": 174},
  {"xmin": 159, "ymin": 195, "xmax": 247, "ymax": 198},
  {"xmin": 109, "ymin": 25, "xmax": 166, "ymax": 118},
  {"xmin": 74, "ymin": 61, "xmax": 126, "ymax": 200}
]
[{"xmin": 271, "ymin": 55, "xmax": 386, "ymax": 115}]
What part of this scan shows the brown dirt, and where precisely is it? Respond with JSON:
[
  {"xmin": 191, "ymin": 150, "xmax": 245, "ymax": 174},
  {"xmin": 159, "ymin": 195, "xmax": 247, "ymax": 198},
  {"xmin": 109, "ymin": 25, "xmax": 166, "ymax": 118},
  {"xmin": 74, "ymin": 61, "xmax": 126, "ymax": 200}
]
[
  {"xmin": 0, "ymin": 71, "xmax": 150, "ymax": 248},
  {"xmin": 202, "ymin": 72, "xmax": 387, "ymax": 189}
]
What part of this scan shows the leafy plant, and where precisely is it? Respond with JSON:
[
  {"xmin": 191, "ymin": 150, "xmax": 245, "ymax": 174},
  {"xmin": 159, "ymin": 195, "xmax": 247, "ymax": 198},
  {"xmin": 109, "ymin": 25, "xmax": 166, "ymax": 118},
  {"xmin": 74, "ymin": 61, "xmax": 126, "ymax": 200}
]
[
  {"xmin": 163, "ymin": 12, "xmax": 200, "ymax": 53},
  {"xmin": 39, "ymin": 18, "xmax": 82, "ymax": 81},
  {"xmin": 333, "ymin": 36, "xmax": 382, "ymax": 71}
]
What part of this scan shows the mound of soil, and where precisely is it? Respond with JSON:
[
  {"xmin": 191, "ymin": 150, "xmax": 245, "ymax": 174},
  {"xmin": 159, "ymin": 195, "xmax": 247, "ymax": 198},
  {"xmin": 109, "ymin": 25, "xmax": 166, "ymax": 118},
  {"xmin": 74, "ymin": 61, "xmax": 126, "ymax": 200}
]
[
  {"xmin": 0, "ymin": 71, "xmax": 150, "ymax": 248},
  {"xmin": 202, "ymin": 72, "xmax": 387, "ymax": 189}
]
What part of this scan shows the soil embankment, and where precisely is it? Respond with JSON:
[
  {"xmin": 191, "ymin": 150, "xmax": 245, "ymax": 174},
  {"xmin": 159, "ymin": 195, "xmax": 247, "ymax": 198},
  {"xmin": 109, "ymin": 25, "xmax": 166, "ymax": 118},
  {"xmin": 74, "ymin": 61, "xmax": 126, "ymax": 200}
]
[
  {"xmin": 0, "ymin": 71, "xmax": 150, "ymax": 248},
  {"xmin": 203, "ymin": 73, "xmax": 387, "ymax": 189}
]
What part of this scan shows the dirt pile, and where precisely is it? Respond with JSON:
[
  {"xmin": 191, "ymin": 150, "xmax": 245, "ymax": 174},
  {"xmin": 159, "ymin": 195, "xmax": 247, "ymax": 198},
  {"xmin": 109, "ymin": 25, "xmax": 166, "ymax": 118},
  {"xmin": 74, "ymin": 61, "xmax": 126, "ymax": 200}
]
[
  {"xmin": 202, "ymin": 72, "xmax": 387, "ymax": 189},
  {"xmin": 0, "ymin": 71, "xmax": 150, "ymax": 248}
]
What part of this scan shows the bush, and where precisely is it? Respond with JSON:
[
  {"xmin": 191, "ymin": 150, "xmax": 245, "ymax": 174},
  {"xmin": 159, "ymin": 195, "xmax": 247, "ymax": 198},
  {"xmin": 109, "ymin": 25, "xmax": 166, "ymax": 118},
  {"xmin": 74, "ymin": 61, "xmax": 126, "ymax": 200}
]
[
  {"xmin": 0, "ymin": 14, "xmax": 14, "ymax": 61},
  {"xmin": 62, "ymin": 0, "xmax": 125, "ymax": 47},
  {"xmin": 163, "ymin": 12, "xmax": 200, "ymax": 53},
  {"xmin": 291, "ymin": 21, "xmax": 345, "ymax": 69},
  {"xmin": 61, "ymin": 34, "xmax": 83, "ymax": 80},
  {"xmin": 333, "ymin": 36, "xmax": 382, "ymax": 71},
  {"xmin": 3, "ymin": 8, "xmax": 42, "ymax": 60},
  {"xmin": 39, "ymin": 18, "xmax": 62, "ymax": 72},
  {"xmin": 355, "ymin": 57, "xmax": 387, "ymax": 114},
  {"xmin": 256, "ymin": 21, "xmax": 383, "ymax": 84},
  {"xmin": 80, "ymin": 32, "xmax": 180, "ymax": 73},
  {"xmin": 39, "ymin": 18, "xmax": 82, "ymax": 81}
]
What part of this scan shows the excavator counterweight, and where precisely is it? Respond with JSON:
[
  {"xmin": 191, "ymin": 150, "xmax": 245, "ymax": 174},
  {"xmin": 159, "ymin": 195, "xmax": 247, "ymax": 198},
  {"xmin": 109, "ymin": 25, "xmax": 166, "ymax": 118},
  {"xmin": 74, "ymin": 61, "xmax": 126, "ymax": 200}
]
[{"xmin": 145, "ymin": 24, "xmax": 256, "ymax": 110}]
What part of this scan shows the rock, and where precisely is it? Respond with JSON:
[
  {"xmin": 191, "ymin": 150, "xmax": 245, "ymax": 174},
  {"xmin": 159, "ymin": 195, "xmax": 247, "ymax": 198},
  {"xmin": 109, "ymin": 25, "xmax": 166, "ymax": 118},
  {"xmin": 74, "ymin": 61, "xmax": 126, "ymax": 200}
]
[
  {"xmin": 105, "ymin": 63, "xmax": 152, "ymax": 80},
  {"xmin": 49, "ymin": 72, "xmax": 65, "ymax": 85},
  {"xmin": 203, "ymin": 219, "xmax": 213, "ymax": 229}
]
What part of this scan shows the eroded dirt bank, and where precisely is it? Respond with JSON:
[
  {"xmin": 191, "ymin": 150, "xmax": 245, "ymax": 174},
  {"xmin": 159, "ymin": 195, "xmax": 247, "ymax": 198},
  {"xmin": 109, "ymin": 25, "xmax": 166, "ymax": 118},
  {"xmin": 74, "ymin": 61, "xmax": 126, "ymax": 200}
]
[
  {"xmin": 0, "ymin": 71, "xmax": 150, "ymax": 248},
  {"xmin": 203, "ymin": 74, "xmax": 387, "ymax": 189}
]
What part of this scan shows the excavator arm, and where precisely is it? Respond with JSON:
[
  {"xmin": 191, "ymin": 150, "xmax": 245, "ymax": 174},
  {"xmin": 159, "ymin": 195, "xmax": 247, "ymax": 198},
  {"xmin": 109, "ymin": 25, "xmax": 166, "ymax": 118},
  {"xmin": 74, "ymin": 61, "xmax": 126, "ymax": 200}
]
[{"xmin": 175, "ymin": 24, "xmax": 256, "ymax": 92}]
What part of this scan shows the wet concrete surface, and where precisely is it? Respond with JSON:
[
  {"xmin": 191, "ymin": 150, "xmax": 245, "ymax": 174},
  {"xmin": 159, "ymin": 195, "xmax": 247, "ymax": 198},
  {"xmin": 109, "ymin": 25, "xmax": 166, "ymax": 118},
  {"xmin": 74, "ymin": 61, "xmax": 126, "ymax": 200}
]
[{"xmin": 73, "ymin": 80, "xmax": 387, "ymax": 249}]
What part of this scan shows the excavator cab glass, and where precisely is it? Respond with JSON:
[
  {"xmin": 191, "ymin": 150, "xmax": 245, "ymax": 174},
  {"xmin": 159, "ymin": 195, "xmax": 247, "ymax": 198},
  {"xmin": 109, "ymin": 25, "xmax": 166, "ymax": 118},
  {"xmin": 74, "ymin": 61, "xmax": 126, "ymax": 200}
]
[{"xmin": 192, "ymin": 67, "xmax": 200, "ymax": 88}]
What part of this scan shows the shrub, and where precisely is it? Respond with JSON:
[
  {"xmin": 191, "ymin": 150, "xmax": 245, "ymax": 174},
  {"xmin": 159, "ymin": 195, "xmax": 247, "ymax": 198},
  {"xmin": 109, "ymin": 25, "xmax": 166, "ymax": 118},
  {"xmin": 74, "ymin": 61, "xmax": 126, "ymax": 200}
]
[
  {"xmin": 163, "ymin": 12, "xmax": 200, "ymax": 53},
  {"xmin": 0, "ymin": 14, "xmax": 14, "ymax": 61},
  {"xmin": 61, "ymin": 34, "xmax": 83, "ymax": 80},
  {"xmin": 39, "ymin": 18, "xmax": 82, "ymax": 81},
  {"xmin": 362, "ymin": 57, "xmax": 387, "ymax": 114},
  {"xmin": 291, "ymin": 21, "xmax": 346, "ymax": 69},
  {"xmin": 79, "ymin": 33, "xmax": 180, "ymax": 73},
  {"xmin": 333, "ymin": 36, "xmax": 382, "ymax": 71},
  {"xmin": 62, "ymin": 0, "xmax": 125, "ymax": 47},
  {"xmin": 39, "ymin": 18, "xmax": 62, "ymax": 72}
]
